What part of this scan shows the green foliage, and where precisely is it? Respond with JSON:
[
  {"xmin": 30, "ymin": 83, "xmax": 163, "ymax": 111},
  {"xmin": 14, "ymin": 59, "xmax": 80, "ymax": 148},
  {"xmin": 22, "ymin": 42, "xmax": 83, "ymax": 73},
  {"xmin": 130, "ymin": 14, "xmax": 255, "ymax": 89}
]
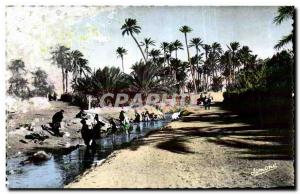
[
  {"xmin": 7, "ymin": 59, "xmax": 30, "ymax": 99},
  {"xmin": 72, "ymin": 66, "xmax": 129, "ymax": 96},
  {"xmin": 211, "ymin": 76, "xmax": 223, "ymax": 92},
  {"xmin": 223, "ymin": 50, "xmax": 294, "ymax": 127},
  {"xmin": 32, "ymin": 68, "xmax": 54, "ymax": 97},
  {"xmin": 128, "ymin": 61, "xmax": 174, "ymax": 95}
]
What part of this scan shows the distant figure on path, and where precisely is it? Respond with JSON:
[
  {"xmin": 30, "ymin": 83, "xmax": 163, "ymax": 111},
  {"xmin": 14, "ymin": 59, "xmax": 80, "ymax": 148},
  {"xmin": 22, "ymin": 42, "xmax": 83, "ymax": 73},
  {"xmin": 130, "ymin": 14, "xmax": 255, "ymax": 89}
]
[{"xmin": 51, "ymin": 110, "xmax": 64, "ymax": 136}]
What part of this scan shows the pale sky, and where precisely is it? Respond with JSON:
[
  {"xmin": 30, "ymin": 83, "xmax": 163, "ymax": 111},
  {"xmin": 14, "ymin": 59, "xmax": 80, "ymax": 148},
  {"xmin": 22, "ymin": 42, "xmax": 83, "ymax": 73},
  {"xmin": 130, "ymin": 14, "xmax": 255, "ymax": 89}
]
[{"xmin": 6, "ymin": 6, "xmax": 293, "ymax": 92}]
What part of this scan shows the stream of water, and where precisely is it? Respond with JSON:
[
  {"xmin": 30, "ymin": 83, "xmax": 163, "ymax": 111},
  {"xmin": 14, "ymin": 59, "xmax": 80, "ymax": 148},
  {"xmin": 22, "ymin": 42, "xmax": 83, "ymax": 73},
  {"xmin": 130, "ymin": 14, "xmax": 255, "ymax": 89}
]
[{"xmin": 7, "ymin": 117, "xmax": 171, "ymax": 189}]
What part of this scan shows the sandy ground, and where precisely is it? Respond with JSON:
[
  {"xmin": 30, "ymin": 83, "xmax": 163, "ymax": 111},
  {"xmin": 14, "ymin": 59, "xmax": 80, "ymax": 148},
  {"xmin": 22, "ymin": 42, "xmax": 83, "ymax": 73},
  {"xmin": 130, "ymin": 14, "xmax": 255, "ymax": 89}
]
[
  {"xmin": 6, "ymin": 101, "xmax": 83, "ymax": 157},
  {"xmin": 67, "ymin": 105, "xmax": 294, "ymax": 189}
]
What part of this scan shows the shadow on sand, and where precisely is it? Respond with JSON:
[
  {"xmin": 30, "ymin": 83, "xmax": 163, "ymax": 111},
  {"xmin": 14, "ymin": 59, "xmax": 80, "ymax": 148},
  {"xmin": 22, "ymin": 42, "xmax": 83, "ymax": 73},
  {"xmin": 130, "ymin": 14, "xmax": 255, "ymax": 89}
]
[{"xmin": 127, "ymin": 107, "xmax": 294, "ymax": 160}]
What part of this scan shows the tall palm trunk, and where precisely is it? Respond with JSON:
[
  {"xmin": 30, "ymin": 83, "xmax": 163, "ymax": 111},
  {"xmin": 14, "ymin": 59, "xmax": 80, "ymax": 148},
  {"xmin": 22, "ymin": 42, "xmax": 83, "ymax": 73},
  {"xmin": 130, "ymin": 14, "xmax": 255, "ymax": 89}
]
[
  {"xmin": 184, "ymin": 33, "xmax": 197, "ymax": 93},
  {"xmin": 163, "ymin": 51, "xmax": 166, "ymax": 68},
  {"xmin": 175, "ymin": 49, "xmax": 178, "ymax": 59},
  {"xmin": 130, "ymin": 32, "xmax": 147, "ymax": 63},
  {"xmin": 196, "ymin": 48, "xmax": 199, "ymax": 80},
  {"xmin": 232, "ymin": 53, "xmax": 236, "ymax": 83},
  {"xmin": 121, "ymin": 56, "xmax": 125, "ymax": 72},
  {"xmin": 65, "ymin": 69, "xmax": 68, "ymax": 93},
  {"xmin": 61, "ymin": 67, "xmax": 65, "ymax": 94},
  {"xmin": 145, "ymin": 47, "xmax": 149, "ymax": 60}
]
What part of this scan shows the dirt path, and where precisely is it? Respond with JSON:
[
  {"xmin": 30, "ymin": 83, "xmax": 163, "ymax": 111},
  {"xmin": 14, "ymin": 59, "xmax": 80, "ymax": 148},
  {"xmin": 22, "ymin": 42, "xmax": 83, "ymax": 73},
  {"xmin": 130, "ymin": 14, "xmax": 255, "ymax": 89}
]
[{"xmin": 66, "ymin": 105, "xmax": 294, "ymax": 189}]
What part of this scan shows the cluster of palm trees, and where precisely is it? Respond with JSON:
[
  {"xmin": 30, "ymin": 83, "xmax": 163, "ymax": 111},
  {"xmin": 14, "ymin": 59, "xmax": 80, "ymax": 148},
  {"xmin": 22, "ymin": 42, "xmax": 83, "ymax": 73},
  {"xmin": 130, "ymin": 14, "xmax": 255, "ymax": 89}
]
[
  {"xmin": 50, "ymin": 46, "xmax": 91, "ymax": 93},
  {"xmin": 7, "ymin": 59, "xmax": 54, "ymax": 99},
  {"xmin": 116, "ymin": 18, "xmax": 261, "ymax": 93},
  {"xmin": 51, "ymin": 6, "xmax": 293, "ymax": 100}
]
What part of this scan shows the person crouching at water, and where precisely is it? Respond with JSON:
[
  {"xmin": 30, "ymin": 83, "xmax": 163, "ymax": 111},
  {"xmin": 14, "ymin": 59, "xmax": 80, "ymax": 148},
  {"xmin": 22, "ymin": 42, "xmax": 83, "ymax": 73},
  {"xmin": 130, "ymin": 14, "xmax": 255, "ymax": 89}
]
[
  {"xmin": 119, "ymin": 110, "xmax": 125, "ymax": 124},
  {"xmin": 51, "ymin": 110, "xmax": 64, "ymax": 136},
  {"xmin": 109, "ymin": 118, "xmax": 117, "ymax": 134},
  {"xmin": 134, "ymin": 110, "xmax": 141, "ymax": 122}
]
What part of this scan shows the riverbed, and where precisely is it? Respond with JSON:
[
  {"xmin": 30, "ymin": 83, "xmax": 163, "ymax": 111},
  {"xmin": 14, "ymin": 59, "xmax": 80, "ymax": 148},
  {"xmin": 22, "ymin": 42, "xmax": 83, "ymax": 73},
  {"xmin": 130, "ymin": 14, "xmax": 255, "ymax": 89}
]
[{"xmin": 7, "ymin": 118, "xmax": 171, "ymax": 189}]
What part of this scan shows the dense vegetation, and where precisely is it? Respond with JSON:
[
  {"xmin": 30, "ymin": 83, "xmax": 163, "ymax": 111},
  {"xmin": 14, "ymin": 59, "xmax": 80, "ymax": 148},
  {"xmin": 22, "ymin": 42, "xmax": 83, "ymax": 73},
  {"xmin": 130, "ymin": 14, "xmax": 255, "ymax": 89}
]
[
  {"xmin": 7, "ymin": 6, "xmax": 294, "ymax": 117},
  {"xmin": 223, "ymin": 6, "xmax": 294, "ymax": 128},
  {"xmin": 7, "ymin": 59, "xmax": 54, "ymax": 99}
]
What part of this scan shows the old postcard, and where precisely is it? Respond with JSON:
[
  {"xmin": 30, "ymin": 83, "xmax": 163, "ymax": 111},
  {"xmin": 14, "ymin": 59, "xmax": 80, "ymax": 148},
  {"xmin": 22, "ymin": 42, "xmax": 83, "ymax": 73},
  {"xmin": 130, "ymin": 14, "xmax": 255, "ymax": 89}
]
[{"xmin": 5, "ymin": 5, "xmax": 295, "ymax": 189}]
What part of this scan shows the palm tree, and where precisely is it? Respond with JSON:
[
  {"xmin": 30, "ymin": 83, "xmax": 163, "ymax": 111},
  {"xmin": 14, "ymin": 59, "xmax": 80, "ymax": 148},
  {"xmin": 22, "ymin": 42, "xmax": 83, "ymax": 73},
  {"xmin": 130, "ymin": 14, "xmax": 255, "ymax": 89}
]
[
  {"xmin": 149, "ymin": 49, "xmax": 161, "ymax": 62},
  {"xmin": 210, "ymin": 42, "xmax": 223, "ymax": 77},
  {"xmin": 70, "ymin": 50, "xmax": 84, "ymax": 77},
  {"xmin": 189, "ymin": 38, "xmax": 203, "ymax": 80},
  {"xmin": 70, "ymin": 50, "xmax": 87, "ymax": 86},
  {"xmin": 220, "ymin": 51, "xmax": 231, "ymax": 86},
  {"xmin": 65, "ymin": 54, "xmax": 72, "ymax": 93},
  {"xmin": 121, "ymin": 18, "xmax": 147, "ymax": 62},
  {"xmin": 78, "ymin": 58, "xmax": 91, "ymax": 78},
  {"xmin": 172, "ymin": 40, "xmax": 183, "ymax": 59},
  {"xmin": 116, "ymin": 47, "xmax": 128, "ymax": 72},
  {"xmin": 227, "ymin": 42, "xmax": 240, "ymax": 82},
  {"xmin": 202, "ymin": 44, "xmax": 211, "ymax": 90},
  {"xmin": 129, "ymin": 61, "xmax": 172, "ymax": 98},
  {"xmin": 237, "ymin": 46, "xmax": 252, "ymax": 70},
  {"xmin": 273, "ymin": 6, "xmax": 294, "ymax": 50},
  {"xmin": 50, "ymin": 45, "xmax": 70, "ymax": 93},
  {"xmin": 160, "ymin": 42, "xmax": 170, "ymax": 66},
  {"xmin": 140, "ymin": 38, "xmax": 155, "ymax": 60},
  {"xmin": 180, "ymin": 25, "xmax": 197, "ymax": 93}
]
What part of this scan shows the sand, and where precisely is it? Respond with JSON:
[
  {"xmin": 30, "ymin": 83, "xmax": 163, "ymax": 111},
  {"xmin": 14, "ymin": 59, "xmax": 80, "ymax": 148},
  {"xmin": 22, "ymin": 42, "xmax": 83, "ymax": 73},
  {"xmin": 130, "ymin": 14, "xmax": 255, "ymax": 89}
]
[{"xmin": 66, "ymin": 105, "xmax": 294, "ymax": 189}]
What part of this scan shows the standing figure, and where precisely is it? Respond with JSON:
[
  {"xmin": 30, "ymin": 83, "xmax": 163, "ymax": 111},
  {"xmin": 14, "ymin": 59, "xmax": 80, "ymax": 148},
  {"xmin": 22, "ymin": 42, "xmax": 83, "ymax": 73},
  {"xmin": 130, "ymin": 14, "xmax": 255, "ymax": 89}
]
[
  {"xmin": 51, "ymin": 110, "xmax": 64, "ymax": 136},
  {"xmin": 92, "ymin": 114, "xmax": 105, "ymax": 139},
  {"xmin": 81, "ymin": 119, "xmax": 91, "ymax": 146},
  {"xmin": 207, "ymin": 96, "xmax": 212, "ymax": 110},
  {"xmin": 145, "ymin": 111, "xmax": 150, "ymax": 122},
  {"xmin": 109, "ymin": 118, "xmax": 117, "ymax": 135}
]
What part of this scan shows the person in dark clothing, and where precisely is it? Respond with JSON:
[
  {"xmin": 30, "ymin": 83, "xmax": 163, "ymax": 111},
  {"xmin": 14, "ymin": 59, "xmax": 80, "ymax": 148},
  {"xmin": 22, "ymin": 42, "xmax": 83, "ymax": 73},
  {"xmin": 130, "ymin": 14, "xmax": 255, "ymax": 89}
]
[
  {"xmin": 109, "ymin": 118, "xmax": 117, "ymax": 135},
  {"xmin": 141, "ymin": 112, "xmax": 146, "ymax": 122},
  {"xmin": 51, "ymin": 110, "xmax": 64, "ymax": 136},
  {"xmin": 92, "ymin": 114, "xmax": 105, "ymax": 139},
  {"xmin": 76, "ymin": 109, "xmax": 86, "ymax": 118},
  {"xmin": 207, "ymin": 97, "xmax": 212, "ymax": 110},
  {"xmin": 53, "ymin": 93, "xmax": 57, "ymax": 101},
  {"xmin": 81, "ymin": 119, "xmax": 91, "ymax": 146},
  {"xmin": 48, "ymin": 93, "xmax": 52, "ymax": 101},
  {"xmin": 119, "ymin": 110, "xmax": 125, "ymax": 124},
  {"xmin": 134, "ymin": 110, "xmax": 141, "ymax": 122}
]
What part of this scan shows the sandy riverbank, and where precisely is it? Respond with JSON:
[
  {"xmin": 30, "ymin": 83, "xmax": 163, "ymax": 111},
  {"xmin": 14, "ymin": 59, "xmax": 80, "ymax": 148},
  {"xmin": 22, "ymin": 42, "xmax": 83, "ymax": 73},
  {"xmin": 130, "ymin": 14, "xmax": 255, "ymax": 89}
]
[
  {"xmin": 66, "ymin": 105, "xmax": 294, "ymax": 189},
  {"xmin": 6, "ymin": 100, "xmax": 167, "ymax": 157}
]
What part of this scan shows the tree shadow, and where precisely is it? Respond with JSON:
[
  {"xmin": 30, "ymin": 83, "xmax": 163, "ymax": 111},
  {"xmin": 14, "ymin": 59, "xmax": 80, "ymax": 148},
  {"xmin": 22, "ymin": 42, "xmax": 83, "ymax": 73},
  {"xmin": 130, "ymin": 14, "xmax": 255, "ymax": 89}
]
[
  {"xmin": 156, "ymin": 137, "xmax": 194, "ymax": 154},
  {"xmin": 128, "ymin": 109, "xmax": 294, "ymax": 160}
]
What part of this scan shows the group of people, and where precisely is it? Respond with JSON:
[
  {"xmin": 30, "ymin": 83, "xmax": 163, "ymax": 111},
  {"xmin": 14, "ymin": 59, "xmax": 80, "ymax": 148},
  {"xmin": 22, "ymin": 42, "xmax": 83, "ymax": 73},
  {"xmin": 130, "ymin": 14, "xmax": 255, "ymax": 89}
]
[
  {"xmin": 49, "ymin": 108, "xmax": 159, "ymax": 148},
  {"xmin": 197, "ymin": 94, "xmax": 213, "ymax": 110},
  {"xmin": 80, "ymin": 114, "xmax": 105, "ymax": 148},
  {"xmin": 132, "ymin": 110, "xmax": 158, "ymax": 123}
]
